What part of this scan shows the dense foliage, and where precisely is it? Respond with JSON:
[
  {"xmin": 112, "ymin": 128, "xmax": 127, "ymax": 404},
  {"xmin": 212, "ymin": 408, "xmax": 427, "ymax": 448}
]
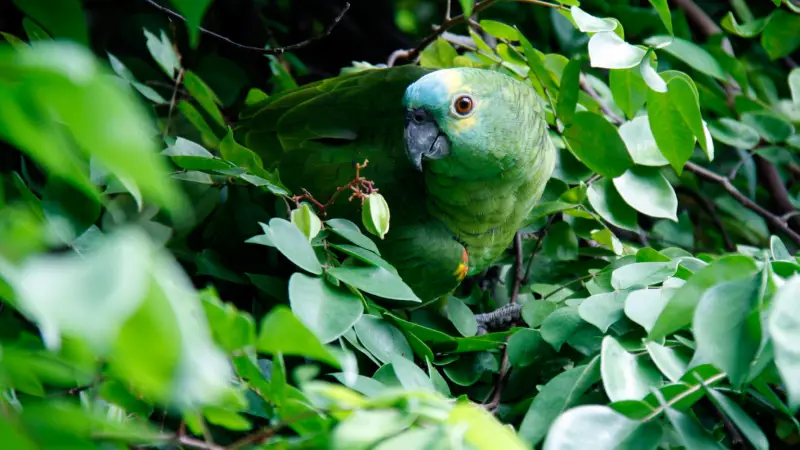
[{"xmin": 1, "ymin": 0, "xmax": 800, "ymax": 448}]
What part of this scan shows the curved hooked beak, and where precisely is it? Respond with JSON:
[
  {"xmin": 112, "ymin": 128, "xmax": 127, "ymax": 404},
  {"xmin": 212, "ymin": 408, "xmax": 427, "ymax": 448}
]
[{"xmin": 404, "ymin": 108, "xmax": 450, "ymax": 172}]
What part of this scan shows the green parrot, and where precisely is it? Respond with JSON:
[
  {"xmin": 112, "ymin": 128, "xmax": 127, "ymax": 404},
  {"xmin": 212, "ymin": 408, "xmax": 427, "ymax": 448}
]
[{"xmin": 242, "ymin": 65, "xmax": 555, "ymax": 302}]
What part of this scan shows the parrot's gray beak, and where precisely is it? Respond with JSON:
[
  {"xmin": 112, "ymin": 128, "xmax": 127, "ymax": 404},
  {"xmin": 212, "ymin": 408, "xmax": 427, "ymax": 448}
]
[{"xmin": 404, "ymin": 108, "xmax": 450, "ymax": 172}]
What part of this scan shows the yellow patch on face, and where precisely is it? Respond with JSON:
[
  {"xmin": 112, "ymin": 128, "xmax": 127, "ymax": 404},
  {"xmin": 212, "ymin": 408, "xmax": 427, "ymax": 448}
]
[{"xmin": 453, "ymin": 115, "xmax": 477, "ymax": 131}]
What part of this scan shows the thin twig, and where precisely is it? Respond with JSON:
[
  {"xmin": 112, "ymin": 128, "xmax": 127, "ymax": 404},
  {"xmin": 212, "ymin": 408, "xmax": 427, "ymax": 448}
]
[
  {"xmin": 580, "ymin": 74, "xmax": 623, "ymax": 124},
  {"xmin": 509, "ymin": 232, "xmax": 525, "ymax": 304},
  {"xmin": 142, "ymin": 0, "xmax": 350, "ymax": 55},
  {"xmin": 291, "ymin": 160, "xmax": 375, "ymax": 216},
  {"xmin": 522, "ymin": 215, "xmax": 555, "ymax": 284},
  {"xmin": 685, "ymin": 162, "xmax": 800, "ymax": 247},
  {"xmin": 388, "ymin": 0, "xmax": 502, "ymax": 66},
  {"xmin": 483, "ymin": 347, "xmax": 510, "ymax": 412},
  {"xmin": 163, "ymin": 68, "xmax": 185, "ymax": 138}
]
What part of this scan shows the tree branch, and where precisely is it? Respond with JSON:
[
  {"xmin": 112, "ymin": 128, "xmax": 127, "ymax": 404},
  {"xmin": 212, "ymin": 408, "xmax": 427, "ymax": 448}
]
[
  {"xmin": 142, "ymin": 0, "xmax": 350, "ymax": 55},
  {"xmin": 684, "ymin": 162, "xmax": 800, "ymax": 247}
]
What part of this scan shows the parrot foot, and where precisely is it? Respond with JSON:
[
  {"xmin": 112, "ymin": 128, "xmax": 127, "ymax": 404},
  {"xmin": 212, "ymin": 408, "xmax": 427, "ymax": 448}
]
[{"xmin": 474, "ymin": 303, "xmax": 522, "ymax": 335}]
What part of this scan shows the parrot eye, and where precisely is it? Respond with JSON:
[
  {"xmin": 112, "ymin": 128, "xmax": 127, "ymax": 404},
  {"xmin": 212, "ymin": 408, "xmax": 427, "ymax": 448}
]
[{"xmin": 453, "ymin": 95, "xmax": 474, "ymax": 116}]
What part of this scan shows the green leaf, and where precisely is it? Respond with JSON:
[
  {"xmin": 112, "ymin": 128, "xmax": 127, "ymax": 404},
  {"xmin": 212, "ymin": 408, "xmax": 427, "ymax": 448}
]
[
  {"xmin": 479, "ymin": 20, "xmax": 519, "ymax": 40},
  {"xmin": 143, "ymin": 28, "xmax": 181, "ymax": 80},
  {"xmin": 741, "ymin": 111, "xmax": 795, "ymax": 144},
  {"xmin": 645, "ymin": 341, "xmax": 690, "ymax": 382},
  {"xmin": 522, "ymin": 301, "xmax": 559, "ymax": 328},
  {"xmin": 570, "ymin": 6, "xmax": 618, "ymax": 32},
  {"xmin": 326, "ymin": 218, "xmax": 381, "ymax": 254},
  {"xmin": 444, "ymin": 296, "xmax": 477, "ymax": 337},
  {"xmin": 327, "ymin": 266, "xmax": 420, "ymax": 303},
  {"xmin": 619, "ymin": 116, "xmax": 668, "ymax": 166},
  {"xmin": 612, "ymin": 262, "xmax": 677, "ymax": 290},
  {"xmin": 354, "ymin": 315, "xmax": 413, "ymax": 364},
  {"xmin": 705, "ymin": 389, "xmax": 769, "ymax": 450},
  {"xmin": 518, "ymin": 358, "xmax": 601, "ymax": 446},
  {"xmin": 391, "ymin": 355, "xmax": 435, "ymax": 392},
  {"xmin": 201, "ymin": 288, "xmax": 257, "ymax": 353},
  {"xmin": 22, "ymin": 17, "xmax": 51, "ymax": 41},
  {"xmin": 183, "ymin": 70, "xmax": 225, "ymax": 128},
  {"xmin": 662, "ymin": 405, "xmax": 726, "ymax": 449},
  {"xmin": 557, "ymin": 58, "xmax": 581, "ymax": 126},
  {"xmin": 261, "ymin": 218, "xmax": 322, "ymax": 275},
  {"xmin": 563, "ymin": 111, "xmax": 634, "ymax": 178},
  {"xmin": 543, "ymin": 221, "xmax": 579, "ymax": 261},
  {"xmin": 768, "ymin": 275, "xmax": 800, "ymax": 408},
  {"xmin": 645, "ymin": 35, "xmax": 726, "ymax": 80},
  {"xmin": 448, "ymin": 402, "xmax": 529, "ymax": 450},
  {"xmin": 507, "ymin": 328, "xmax": 546, "ymax": 368},
  {"xmin": 333, "ymin": 409, "xmax": 414, "ymax": 449},
  {"xmin": 12, "ymin": 0, "xmax": 88, "ymax": 45},
  {"xmin": 789, "ymin": 68, "xmax": 800, "ymax": 104},
  {"xmin": 639, "ymin": 55, "xmax": 667, "ymax": 93},
  {"xmin": 257, "ymin": 305, "xmax": 340, "ymax": 368},
  {"xmin": 543, "ymin": 405, "xmax": 661, "ymax": 450},
  {"xmin": 540, "ymin": 306, "xmax": 584, "ymax": 351},
  {"xmin": 761, "ymin": 9, "xmax": 800, "ymax": 60},
  {"xmin": 601, "ymin": 336, "xmax": 663, "ymax": 402},
  {"xmin": 219, "ymin": 129, "xmax": 289, "ymax": 195},
  {"xmin": 579, "ymin": 291, "xmax": 629, "ymax": 332},
  {"xmin": 646, "ymin": 79, "xmax": 696, "ymax": 173},
  {"xmin": 613, "ymin": 167, "xmax": 678, "ymax": 221},
  {"xmin": 459, "ymin": 0, "xmax": 474, "ymax": 17},
  {"xmin": 771, "ymin": 235, "xmax": 793, "ymax": 261},
  {"xmin": 610, "ymin": 67, "xmax": 648, "ymax": 119},
  {"xmin": 166, "ymin": 0, "xmax": 213, "ymax": 47},
  {"xmin": 721, "ymin": 12, "xmax": 767, "ymax": 38},
  {"xmin": 693, "ymin": 275, "xmax": 763, "ymax": 387},
  {"xmin": 289, "ymin": 273, "xmax": 363, "ymax": 344},
  {"xmin": 329, "ymin": 244, "xmax": 397, "ymax": 273},
  {"xmin": 624, "ymin": 288, "xmax": 671, "ymax": 333},
  {"xmin": 648, "ymin": 0, "xmax": 673, "ymax": 34},
  {"xmin": 587, "ymin": 178, "xmax": 639, "ymax": 232},
  {"xmin": 649, "ymin": 255, "xmax": 758, "ymax": 340},
  {"xmin": 588, "ymin": 32, "xmax": 646, "ymax": 69},
  {"xmin": 708, "ymin": 118, "xmax": 761, "ymax": 149},
  {"xmin": 420, "ymin": 37, "xmax": 458, "ymax": 69}
]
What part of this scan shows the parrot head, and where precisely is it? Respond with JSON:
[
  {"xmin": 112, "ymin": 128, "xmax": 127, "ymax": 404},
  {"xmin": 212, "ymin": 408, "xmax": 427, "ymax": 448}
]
[{"xmin": 402, "ymin": 67, "xmax": 543, "ymax": 178}]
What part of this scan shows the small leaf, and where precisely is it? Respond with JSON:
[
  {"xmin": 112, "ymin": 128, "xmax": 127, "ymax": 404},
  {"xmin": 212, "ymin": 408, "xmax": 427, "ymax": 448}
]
[
  {"xmin": 570, "ymin": 6, "xmax": 618, "ymax": 32},
  {"xmin": 624, "ymin": 288, "xmax": 670, "ymax": 333},
  {"xmin": 721, "ymin": 12, "xmax": 767, "ymax": 38},
  {"xmin": 445, "ymin": 296, "xmax": 477, "ymax": 337},
  {"xmin": 542, "ymin": 221, "xmax": 579, "ymax": 261},
  {"xmin": 291, "ymin": 203, "xmax": 322, "ymax": 242},
  {"xmin": 611, "ymin": 262, "xmax": 677, "ymax": 290},
  {"xmin": 543, "ymin": 405, "xmax": 661, "ymax": 450},
  {"xmin": 448, "ymin": 402, "xmax": 529, "ymax": 450},
  {"xmin": 588, "ymin": 32, "xmax": 646, "ymax": 69},
  {"xmin": 391, "ymin": 355, "xmax": 435, "ymax": 392},
  {"xmin": 645, "ymin": 35, "xmax": 726, "ymax": 80},
  {"xmin": 647, "ymin": 79, "xmax": 696, "ymax": 173},
  {"xmin": 289, "ymin": 273, "xmax": 363, "ymax": 344},
  {"xmin": 12, "ymin": 0, "xmax": 88, "ymax": 45},
  {"xmin": 705, "ymin": 389, "xmax": 769, "ymax": 450},
  {"xmin": 645, "ymin": 341, "xmax": 689, "ymax": 383},
  {"xmin": 708, "ymin": 118, "xmax": 761, "ymax": 149},
  {"xmin": 649, "ymin": 255, "xmax": 758, "ymax": 340},
  {"xmin": 618, "ymin": 116, "xmax": 668, "ymax": 166},
  {"xmin": 327, "ymin": 218, "xmax": 381, "ymax": 254},
  {"xmin": 613, "ymin": 167, "xmax": 678, "ymax": 221},
  {"xmin": 458, "ymin": 0, "xmax": 474, "ymax": 17},
  {"xmin": 262, "ymin": 218, "xmax": 322, "ymax": 275},
  {"xmin": 257, "ymin": 306, "xmax": 340, "ymax": 368},
  {"xmin": 479, "ymin": 20, "xmax": 519, "ymax": 40},
  {"xmin": 362, "ymin": 193, "xmax": 391, "ymax": 240},
  {"xmin": 760, "ymin": 9, "xmax": 800, "ymax": 60},
  {"xmin": 143, "ymin": 29, "xmax": 180, "ymax": 80},
  {"xmin": 579, "ymin": 291, "xmax": 629, "ymax": 332},
  {"xmin": 541, "ymin": 306, "xmax": 584, "ymax": 351},
  {"xmin": 768, "ymin": 275, "xmax": 800, "ymax": 408},
  {"xmin": 741, "ymin": 111, "xmax": 795, "ymax": 144},
  {"xmin": 610, "ymin": 67, "xmax": 648, "ymax": 119},
  {"xmin": 557, "ymin": 58, "xmax": 581, "ymax": 126},
  {"xmin": 648, "ymin": 0, "xmax": 673, "ymax": 34},
  {"xmin": 639, "ymin": 56, "xmax": 667, "ymax": 93},
  {"xmin": 789, "ymin": 68, "xmax": 800, "ymax": 104},
  {"xmin": 328, "ymin": 266, "xmax": 420, "ymax": 303},
  {"xmin": 601, "ymin": 336, "xmax": 662, "ymax": 402},
  {"xmin": 662, "ymin": 406, "xmax": 726, "ymax": 449},
  {"xmin": 587, "ymin": 178, "xmax": 638, "ymax": 232},
  {"xmin": 183, "ymin": 70, "xmax": 225, "ymax": 128},
  {"xmin": 522, "ymin": 301, "xmax": 559, "ymax": 328},
  {"xmin": 519, "ymin": 358, "xmax": 601, "ymax": 446},
  {"xmin": 507, "ymin": 329, "xmax": 546, "ymax": 368},
  {"xmin": 166, "ymin": 0, "xmax": 214, "ymax": 47},
  {"xmin": 354, "ymin": 316, "xmax": 413, "ymax": 364},
  {"xmin": 562, "ymin": 111, "xmax": 634, "ymax": 178}
]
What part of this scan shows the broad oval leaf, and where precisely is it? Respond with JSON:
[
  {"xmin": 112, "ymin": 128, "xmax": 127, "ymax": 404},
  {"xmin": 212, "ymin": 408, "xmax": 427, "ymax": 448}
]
[
  {"xmin": 327, "ymin": 266, "xmax": 420, "ymax": 303},
  {"xmin": 563, "ymin": 111, "xmax": 634, "ymax": 178},
  {"xmin": 601, "ymin": 336, "xmax": 663, "ymax": 402},
  {"xmin": 353, "ymin": 315, "xmax": 413, "ymax": 364},
  {"xmin": 289, "ymin": 273, "xmax": 363, "ymax": 344},
  {"xmin": 588, "ymin": 32, "xmax": 646, "ymax": 69},
  {"xmin": 645, "ymin": 35, "xmax": 726, "ymax": 80},
  {"xmin": 543, "ymin": 405, "xmax": 661, "ymax": 450},
  {"xmin": 708, "ymin": 118, "xmax": 760, "ymax": 149},
  {"xmin": 264, "ymin": 218, "xmax": 323, "ymax": 275},
  {"xmin": 618, "ymin": 116, "xmax": 668, "ymax": 166},
  {"xmin": 613, "ymin": 167, "xmax": 678, "ymax": 221},
  {"xmin": 767, "ymin": 275, "xmax": 800, "ymax": 409}
]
